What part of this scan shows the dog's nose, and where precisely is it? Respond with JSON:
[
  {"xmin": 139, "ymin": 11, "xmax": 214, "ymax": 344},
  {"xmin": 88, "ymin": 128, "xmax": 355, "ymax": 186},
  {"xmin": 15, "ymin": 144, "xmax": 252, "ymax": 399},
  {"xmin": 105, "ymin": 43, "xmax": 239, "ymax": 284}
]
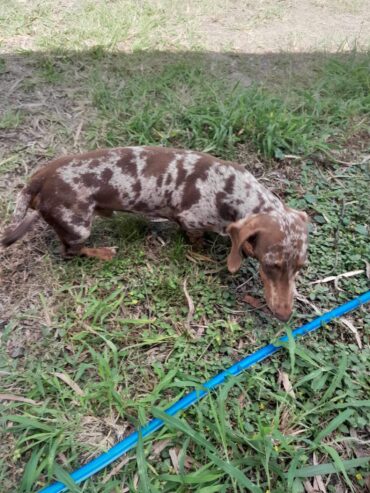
[
  {"xmin": 272, "ymin": 303, "xmax": 292, "ymax": 322},
  {"xmin": 274, "ymin": 310, "xmax": 292, "ymax": 322}
]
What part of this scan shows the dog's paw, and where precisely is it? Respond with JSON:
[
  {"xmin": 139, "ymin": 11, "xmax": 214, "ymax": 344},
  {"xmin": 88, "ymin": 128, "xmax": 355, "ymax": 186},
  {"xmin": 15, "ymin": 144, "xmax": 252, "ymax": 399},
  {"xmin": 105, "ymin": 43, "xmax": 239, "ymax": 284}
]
[{"xmin": 80, "ymin": 246, "xmax": 117, "ymax": 261}]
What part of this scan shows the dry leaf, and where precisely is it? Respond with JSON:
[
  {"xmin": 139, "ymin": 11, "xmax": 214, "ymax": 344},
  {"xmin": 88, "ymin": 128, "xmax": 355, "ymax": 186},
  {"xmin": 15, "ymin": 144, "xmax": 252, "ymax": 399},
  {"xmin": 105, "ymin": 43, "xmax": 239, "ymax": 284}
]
[
  {"xmin": 313, "ymin": 452, "xmax": 327, "ymax": 493},
  {"xmin": 303, "ymin": 480, "xmax": 316, "ymax": 493},
  {"xmin": 57, "ymin": 452, "xmax": 69, "ymax": 466},
  {"xmin": 295, "ymin": 293, "xmax": 322, "ymax": 314},
  {"xmin": 186, "ymin": 252, "xmax": 217, "ymax": 264},
  {"xmin": 243, "ymin": 294, "xmax": 264, "ymax": 309},
  {"xmin": 150, "ymin": 439, "xmax": 171, "ymax": 458},
  {"xmin": 349, "ymin": 428, "xmax": 369, "ymax": 458},
  {"xmin": 364, "ymin": 261, "xmax": 370, "ymax": 280},
  {"xmin": 102, "ymin": 457, "xmax": 130, "ymax": 484},
  {"xmin": 340, "ymin": 318, "xmax": 362, "ymax": 349},
  {"xmin": 0, "ymin": 393, "xmax": 39, "ymax": 405},
  {"xmin": 169, "ymin": 447, "xmax": 180, "ymax": 473},
  {"xmin": 54, "ymin": 372, "xmax": 85, "ymax": 396},
  {"xmin": 183, "ymin": 455, "xmax": 194, "ymax": 470},
  {"xmin": 365, "ymin": 475, "xmax": 370, "ymax": 492},
  {"xmin": 133, "ymin": 473, "xmax": 139, "ymax": 489},
  {"xmin": 278, "ymin": 370, "xmax": 296, "ymax": 398},
  {"xmin": 183, "ymin": 278, "xmax": 195, "ymax": 332}
]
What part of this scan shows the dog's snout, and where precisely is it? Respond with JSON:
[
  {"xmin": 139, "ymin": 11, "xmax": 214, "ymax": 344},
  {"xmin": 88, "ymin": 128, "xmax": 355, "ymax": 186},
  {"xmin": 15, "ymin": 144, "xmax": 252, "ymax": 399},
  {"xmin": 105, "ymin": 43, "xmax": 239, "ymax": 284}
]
[
  {"xmin": 271, "ymin": 300, "xmax": 293, "ymax": 322},
  {"xmin": 274, "ymin": 308, "xmax": 292, "ymax": 322}
]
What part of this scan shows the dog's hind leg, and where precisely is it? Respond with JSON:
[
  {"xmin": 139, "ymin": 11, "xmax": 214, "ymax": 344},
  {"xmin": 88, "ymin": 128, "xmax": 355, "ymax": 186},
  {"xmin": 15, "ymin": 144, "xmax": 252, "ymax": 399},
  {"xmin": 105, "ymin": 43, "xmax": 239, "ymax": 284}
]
[
  {"xmin": 39, "ymin": 205, "xmax": 116, "ymax": 260},
  {"xmin": 185, "ymin": 229, "xmax": 205, "ymax": 249}
]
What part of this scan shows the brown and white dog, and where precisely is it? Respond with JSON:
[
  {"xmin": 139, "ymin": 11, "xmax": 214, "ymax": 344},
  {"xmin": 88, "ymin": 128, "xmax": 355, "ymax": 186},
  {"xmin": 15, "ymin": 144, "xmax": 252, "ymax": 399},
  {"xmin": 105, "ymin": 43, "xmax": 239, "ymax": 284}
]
[{"xmin": 1, "ymin": 146, "xmax": 309, "ymax": 321}]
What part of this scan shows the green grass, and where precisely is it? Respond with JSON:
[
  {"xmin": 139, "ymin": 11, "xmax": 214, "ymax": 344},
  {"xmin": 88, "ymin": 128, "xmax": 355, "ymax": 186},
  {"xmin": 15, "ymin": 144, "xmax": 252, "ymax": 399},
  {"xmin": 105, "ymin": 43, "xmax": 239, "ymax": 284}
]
[
  {"xmin": 0, "ymin": 0, "xmax": 201, "ymax": 51},
  {"xmin": 85, "ymin": 52, "xmax": 370, "ymax": 158},
  {"xmin": 1, "ymin": 2, "xmax": 370, "ymax": 492},
  {"xmin": 0, "ymin": 110, "xmax": 23, "ymax": 129}
]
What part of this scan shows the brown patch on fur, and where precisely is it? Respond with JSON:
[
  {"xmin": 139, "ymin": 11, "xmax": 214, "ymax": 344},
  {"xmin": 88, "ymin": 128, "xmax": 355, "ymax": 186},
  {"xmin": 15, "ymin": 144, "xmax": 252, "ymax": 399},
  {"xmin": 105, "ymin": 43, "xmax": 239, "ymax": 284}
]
[
  {"xmin": 175, "ymin": 159, "xmax": 187, "ymax": 188},
  {"xmin": 132, "ymin": 200, "xmax": 151, "ymax": 213},
  {"xmin": 94, "ymin": 183, "xmax": 124, "ymax": 210},
  {"xmin": 30, "ymin": 194, "xmax": 41, "ymax": 210},
  {"xmin": 132, "ymin": 181, "xmax": 142, "ymax": 201},
  {"xmin": 82, "ymin": 172, "xmax": 101, "ymax": 188},
  {"xmin": 164, "ymin": 190, "xmax": 173, "ymax": 203},
  {"xmin": 190, "ymin": 157, "xmax": 212, "ymax": 181},
  {"xmin": 257, "ymin": 190, "xmax": 266, "ymax": 208},
  {"xmin": 181, "ymin": 182, "xmax": 201, "ymax": 210},
  {"xmin": 216, "ymin": 191, "xmax": 237, "ymax": 222},
  {"xmin": 116, "ymin": 149, "xmax": 138, "ymax": 178},
  {"xmin": 102, "ymin": 168, "xmax": 113, "ymax": 182},
  {"xmin": 224, "ymin": 175, "xmax": 235, "ymax": 194},
  {"xmin": 95, "ymin": 208, "xmax": 114, "ymax": 218},
  {"xmin": 142, "ymin": 149, "xmax": 174, "ymax": 178},
  {"xmin": 181, "ymin": 158, "xmax": 212, "ymax": 210}
]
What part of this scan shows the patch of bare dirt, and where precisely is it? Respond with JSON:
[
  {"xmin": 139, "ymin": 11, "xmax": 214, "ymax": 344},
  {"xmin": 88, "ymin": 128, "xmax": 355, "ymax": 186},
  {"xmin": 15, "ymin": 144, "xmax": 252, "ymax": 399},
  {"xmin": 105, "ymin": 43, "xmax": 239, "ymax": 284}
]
[{"xmin": 197, "ymin": 0, "xmax": 370, "ymax": 53}]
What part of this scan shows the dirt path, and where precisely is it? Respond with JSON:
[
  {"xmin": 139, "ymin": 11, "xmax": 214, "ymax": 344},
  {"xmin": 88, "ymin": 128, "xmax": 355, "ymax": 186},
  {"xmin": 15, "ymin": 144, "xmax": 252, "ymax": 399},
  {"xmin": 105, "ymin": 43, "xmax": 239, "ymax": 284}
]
[{"xmin": 195, "ymin": 0, "xmax": 370, "ymax": 53}]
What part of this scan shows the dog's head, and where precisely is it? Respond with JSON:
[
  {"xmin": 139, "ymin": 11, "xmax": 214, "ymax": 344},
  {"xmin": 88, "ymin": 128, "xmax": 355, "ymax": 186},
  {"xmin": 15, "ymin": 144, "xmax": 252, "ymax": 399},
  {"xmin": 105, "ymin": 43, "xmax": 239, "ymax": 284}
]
[{"xmin": 227, "ymin": 210, "xmax": 309, "ymax": 321}]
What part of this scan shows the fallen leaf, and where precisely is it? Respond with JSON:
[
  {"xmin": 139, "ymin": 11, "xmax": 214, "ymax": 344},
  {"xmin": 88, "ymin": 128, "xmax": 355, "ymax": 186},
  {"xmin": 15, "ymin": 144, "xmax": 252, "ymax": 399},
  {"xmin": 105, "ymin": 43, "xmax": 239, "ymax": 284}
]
[
  {"xmin": 278, "ymin": 370, "xmax": 296, "ymax": 398},
  {"xmin": 340, "ymin": 318, "xmax": 362, "ymax": 349},
  {"xmin": 133, "ymin": 474, "xmax": 138, "ymax": 489},
  {"xmin": 102, "ymin": 457, "xmax": 130, "ymax": 484},
  {"xmin": 169, "ymin": 447, "xmax": 180, "ymax": 473},
  {"xmin": 183, "ymin": 278, "xmax": 195, "ymax": 334},
  {"xmin": 54, "ymin": 372, "xmax": 85, "ymax": 396},
  {"xmin": 243, "ymin": 294, "xmax": 264, "ymax": 309},
  {"xmin": 349, "ymin": 428, "xmax": 369, "ymax": 458},
  {"xmin": 365, "ymin": 475, "xmax": 370, "ymax": 491},
  {"xmin": 0, "ymin": 393, "xmax": 39, "ymax": 405},
  {"xmin": 312, "ymin": 452, "xmax": 327, "ymax": 493},
  {"xmin": 364, "ymin": 261, "xmax": 370, "ymax": 280},
  {"xmin": 303, "ymin": 480, "xmax": 316, "ymax": 493},
  {"xmin": 295, "ymin": 293, "xmax": 322, "ymax": 314},
  {"xmin": 150, "ymin": 439, "xmax": 171, "ymax": 458},
  {"xmin": 186, "ymin": 252, "xmax": 217, "ymax": 263}
]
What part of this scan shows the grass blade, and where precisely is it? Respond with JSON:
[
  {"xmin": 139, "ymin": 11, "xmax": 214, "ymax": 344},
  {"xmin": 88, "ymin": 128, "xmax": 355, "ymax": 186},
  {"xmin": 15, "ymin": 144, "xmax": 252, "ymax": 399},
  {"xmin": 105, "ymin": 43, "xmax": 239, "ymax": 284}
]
[
  {"xmin": 293, "ymin": 456, "xmax": 370, "ymax": 478},
  {"xmin": 314, "ymin": 409, "xmax": 354, "ymax": 443},
  {"xmin": 153, "ymin": 408, "xmax": 263, "ymax": 493},
  {"xmin": 53, "ymin": 463, "xmax": 81, "ymax": 493},
  {"xmin": 137, "ymin": 431, "xmax": 151, "ymax": 493}
]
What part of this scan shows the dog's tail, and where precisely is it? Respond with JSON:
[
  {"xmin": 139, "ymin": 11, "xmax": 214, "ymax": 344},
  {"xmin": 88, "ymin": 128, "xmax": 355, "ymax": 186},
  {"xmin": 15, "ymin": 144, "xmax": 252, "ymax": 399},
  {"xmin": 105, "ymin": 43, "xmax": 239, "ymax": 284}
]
[{"xmin": 1, "ymin": 186, "xmax": 40, "ymax": 247}]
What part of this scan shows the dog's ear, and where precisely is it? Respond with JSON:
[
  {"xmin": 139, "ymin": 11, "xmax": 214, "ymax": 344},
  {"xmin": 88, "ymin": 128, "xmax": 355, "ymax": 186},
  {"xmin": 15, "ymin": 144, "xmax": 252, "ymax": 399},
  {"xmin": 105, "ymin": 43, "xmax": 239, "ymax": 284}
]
[{"xmin": 226, "ymin": 215, "xmax": 267, "ymax": 273}]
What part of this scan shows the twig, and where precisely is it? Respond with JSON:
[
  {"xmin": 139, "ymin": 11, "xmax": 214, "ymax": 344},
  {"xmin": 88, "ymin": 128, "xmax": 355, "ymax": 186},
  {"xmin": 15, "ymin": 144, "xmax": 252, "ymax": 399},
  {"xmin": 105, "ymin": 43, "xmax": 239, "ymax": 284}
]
[
  {"xmin": 322, "ymin": 149, "xmax": 370, "ymax": 166},
  {"xmin": 334, "ymin": 198, "xmax": 345, "ymax": 268},
  {"xmin": 183, "ymin": 278, "xmax": 195, "ymax": 333},
  {"xmin": 310, "ymin": 269, "xmax": 364, "ymax": 285},
  {"xmin": 296, "ymin": 294, "xmax": 362, "ymax": 348}
]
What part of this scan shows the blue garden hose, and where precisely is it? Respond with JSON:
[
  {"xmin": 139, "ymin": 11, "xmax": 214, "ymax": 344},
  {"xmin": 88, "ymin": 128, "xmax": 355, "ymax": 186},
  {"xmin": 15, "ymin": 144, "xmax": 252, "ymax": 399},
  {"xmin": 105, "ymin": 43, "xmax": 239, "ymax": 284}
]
[{"xmin": 39, "ymin": 290, "xmax": 370, "ymax": 493}]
